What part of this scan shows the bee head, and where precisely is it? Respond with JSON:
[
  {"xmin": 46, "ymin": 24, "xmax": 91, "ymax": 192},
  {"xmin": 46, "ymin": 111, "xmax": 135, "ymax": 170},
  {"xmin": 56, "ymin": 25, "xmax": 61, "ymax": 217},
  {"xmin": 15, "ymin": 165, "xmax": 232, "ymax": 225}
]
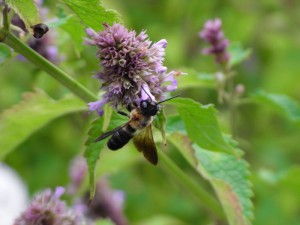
[{"xmin": 140, "ymin": 100, "xmax": 160, "ymax": 116}]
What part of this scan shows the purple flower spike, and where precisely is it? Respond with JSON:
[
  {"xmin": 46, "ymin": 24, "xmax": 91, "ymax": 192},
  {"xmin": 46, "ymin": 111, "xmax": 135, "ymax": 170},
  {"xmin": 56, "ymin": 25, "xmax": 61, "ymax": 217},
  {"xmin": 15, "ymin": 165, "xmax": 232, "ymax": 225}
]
[
  {"xmin": 199, "ymin": 18, "xmax": 230, "ymax": 64},
  {"xmin": 14, "ymin": 187, "xmax": 86, "ymax": 225},
  {"xmin": 85, "ymin": 23, "xmax": 179, "ymax": 114}
]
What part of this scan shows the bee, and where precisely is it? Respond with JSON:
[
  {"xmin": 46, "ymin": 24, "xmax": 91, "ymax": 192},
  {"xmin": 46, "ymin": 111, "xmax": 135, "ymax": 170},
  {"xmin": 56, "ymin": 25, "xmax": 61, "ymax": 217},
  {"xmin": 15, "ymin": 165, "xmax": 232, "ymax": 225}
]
[{"xmin": 95, "ymin": 95, "xmax": 179, "ymax": 165}]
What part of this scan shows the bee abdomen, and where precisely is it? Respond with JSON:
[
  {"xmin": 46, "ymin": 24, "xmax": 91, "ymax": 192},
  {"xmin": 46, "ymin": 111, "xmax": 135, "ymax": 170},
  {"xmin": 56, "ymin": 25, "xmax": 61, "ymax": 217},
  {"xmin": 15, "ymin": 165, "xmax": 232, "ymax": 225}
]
[{"xmin": 107, "ymin": 126, "xmax": 135, "ymax": 150}]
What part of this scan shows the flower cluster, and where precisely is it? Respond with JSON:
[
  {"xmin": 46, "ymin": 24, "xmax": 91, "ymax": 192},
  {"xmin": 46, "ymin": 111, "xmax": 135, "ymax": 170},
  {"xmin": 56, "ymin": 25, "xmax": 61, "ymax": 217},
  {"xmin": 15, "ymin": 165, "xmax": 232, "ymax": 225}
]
[
  {"xmin": 14, "ymin": 187, "xmax": 86, "ymax": 225},
  {"xmin": 85, "ymin": 23, "xmax": 178, "ymax": 115},
  {"xmin": 199, "ymin": 18, "xmax": 230, "ymax": 64}
]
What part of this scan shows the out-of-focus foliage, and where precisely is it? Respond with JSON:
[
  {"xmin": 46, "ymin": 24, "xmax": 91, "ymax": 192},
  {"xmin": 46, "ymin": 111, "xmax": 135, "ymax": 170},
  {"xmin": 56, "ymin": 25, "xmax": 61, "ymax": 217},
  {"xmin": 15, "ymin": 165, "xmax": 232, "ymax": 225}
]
[{"xmin": 1, "ymin": 0, "xmax": 300, "ymax": 224}]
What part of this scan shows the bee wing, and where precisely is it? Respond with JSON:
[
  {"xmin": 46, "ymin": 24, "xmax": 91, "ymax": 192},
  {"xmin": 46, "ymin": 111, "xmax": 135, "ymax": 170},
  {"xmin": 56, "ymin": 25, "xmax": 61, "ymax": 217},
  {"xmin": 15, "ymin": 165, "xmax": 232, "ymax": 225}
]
[
  {"xmin": 133, "ymin": 125, "xmax": 158, "ymax": 165},
  {"xmin": 94, "ymin": 122, "xmax": 129, "ymax": 142}
]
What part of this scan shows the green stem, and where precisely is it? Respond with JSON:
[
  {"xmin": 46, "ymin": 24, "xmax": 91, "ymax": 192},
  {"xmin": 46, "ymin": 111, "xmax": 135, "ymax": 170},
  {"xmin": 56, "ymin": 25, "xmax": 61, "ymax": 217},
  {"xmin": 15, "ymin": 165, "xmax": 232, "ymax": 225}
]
[
  {"xmin": 3, "ymin": 31, "xmax": 97, "ymax": 103},
  {"xmin": 222, "ymin": 64, "xmax": 236, "ymax": 137},
  {"xmin": 158, "ymin": 150, "xmax": 226, "ymax": 220},
  {"xmin": 228, "ymin": 75, "xmax": 236, "ymax": 137}
]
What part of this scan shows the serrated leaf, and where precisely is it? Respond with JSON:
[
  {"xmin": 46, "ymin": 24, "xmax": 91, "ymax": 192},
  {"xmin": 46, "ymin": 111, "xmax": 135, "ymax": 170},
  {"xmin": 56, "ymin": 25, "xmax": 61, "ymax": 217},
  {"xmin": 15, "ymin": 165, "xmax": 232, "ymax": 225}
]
[
  {"xmin": 84, "ymin": 117, "xmax": 105, "ymax": 200},
  {"xmin": 153, "ymin": 108, "xmax": 167, "ymax": 145},
  {"xmin": 176, "ymin": 68, "xmax": 215, "ymax": 90},
  {"xmin": 228, "ymin": 42, "xmax": 251, "ymax": 67},
  {"xmin": 47, "ymin": 15, "xmax": 73, "ymax": 28},
  {"xmin": 252, "ymin": 90, "xmax": 300, "ymax": 123},
  {"xmin": 0, "ymin": 43, "xmax": 12, "ymax": 65},
  {"xmin": 167, "ymin": 131, "xmax": 253, "ymax": 224},
  {"xmin": 167, "ymin": 98, "xmax": 236, "ymax": 155},
  {"xmin": 165, "ymin": 109, "xmax": 252, "ymax": 224},
  {"xmin": 194, "ymin": 144, "xmax": 253, "ymax": 225},
  {"xmin": 0, "ymin": 89, "xmax": 86, "ymax": 160},
  {"xmin": 6, "ymin": 0, "xmax": 42, "ymax": 33},
  {"xmin": 60, "ymin": 0, "xmax": 122, "ymax": 31},
  {"xmin": 84, "ymin": 109, "xmax": 127, "ymax": 199},
  {"xmin": 60, "ymin": 15, "xmax": 85, "ymax": 54}
]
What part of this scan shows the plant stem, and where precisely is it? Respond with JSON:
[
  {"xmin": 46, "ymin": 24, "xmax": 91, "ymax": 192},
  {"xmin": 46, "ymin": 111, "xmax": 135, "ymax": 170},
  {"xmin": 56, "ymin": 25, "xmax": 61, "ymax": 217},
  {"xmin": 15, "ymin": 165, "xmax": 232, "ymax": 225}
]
[
  {"xmin": 3, "ymin": 31, "xmax": 97, "ymax": 103},
  {"xmin": 227, "ymin": 74, "xmax": 236, "ymax": 137},
  {"xmin": 223, "ymin": 64, "xmax": 236, "ymax": 137},
  {"xmin": 158, "ymin": 150, "xmax": 226, "ymax": 220}
]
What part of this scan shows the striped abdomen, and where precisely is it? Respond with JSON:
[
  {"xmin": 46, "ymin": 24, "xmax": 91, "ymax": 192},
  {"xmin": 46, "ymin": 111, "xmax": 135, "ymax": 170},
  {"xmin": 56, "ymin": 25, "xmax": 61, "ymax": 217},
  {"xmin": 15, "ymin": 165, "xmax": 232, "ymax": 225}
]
[{"xmin": 107, "ymin": 125, "xmax": 136, "ymax": 150}]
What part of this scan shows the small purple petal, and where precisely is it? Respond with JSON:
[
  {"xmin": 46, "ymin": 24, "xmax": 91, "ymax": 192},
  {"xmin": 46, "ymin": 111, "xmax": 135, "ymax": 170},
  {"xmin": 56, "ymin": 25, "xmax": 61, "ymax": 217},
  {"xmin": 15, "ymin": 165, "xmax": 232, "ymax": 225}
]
[
  {"xmin": 88, "ymin": 98, "xmax": 107, "ymax": 116},
  {"xmin": 54, "ymin": 187, "xmax": 65, "ymax": 199},
  {"xmin": 157, "ymin": 39, "xmax": 167, "ymax": 48},
  {"xmin": 141, "ymin": 83, "xmax": 156, "ymax": 101},
  {"xmin": 112, "ymin": 190, "xmax": 125, "ymax": 209}
]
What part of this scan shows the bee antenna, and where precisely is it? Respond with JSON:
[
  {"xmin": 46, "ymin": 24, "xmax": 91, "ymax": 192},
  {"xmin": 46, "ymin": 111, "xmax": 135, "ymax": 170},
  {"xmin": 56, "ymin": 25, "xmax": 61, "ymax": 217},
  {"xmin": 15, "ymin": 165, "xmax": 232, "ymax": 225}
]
[{"xmin": 157, "ymin": 94, "xmax": 180, "ymax": 104}]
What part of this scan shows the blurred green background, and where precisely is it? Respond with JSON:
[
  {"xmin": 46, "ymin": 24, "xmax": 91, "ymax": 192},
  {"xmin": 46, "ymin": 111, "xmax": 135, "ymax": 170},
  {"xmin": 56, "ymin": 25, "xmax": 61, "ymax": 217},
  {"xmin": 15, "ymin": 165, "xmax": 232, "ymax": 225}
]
[{"xmin": 1, "ymin": 0, "xmax": 300, "ymax": 224}]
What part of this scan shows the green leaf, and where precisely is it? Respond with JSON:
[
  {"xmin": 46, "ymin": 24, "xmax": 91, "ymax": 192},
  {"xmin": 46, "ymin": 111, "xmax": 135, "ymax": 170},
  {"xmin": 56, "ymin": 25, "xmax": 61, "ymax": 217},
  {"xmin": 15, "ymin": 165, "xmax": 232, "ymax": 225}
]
[
  {"xmin": 167, "ymin": 98, "xmax": 236, "ymax": 155},
  {"xmin": 194, "ymin": 145, "xmax": 253, "ymax": 225},
  {"xmin": 6, "ymin": 0, "xmax": 42, "ymax": 33},
  {"xmin": 47, "ymin": 15, "xmax": 73, "ymax": 28},
  {"xmin": 167, "ymin": 132, "xmax": 197, "ymax": 166},
  {"xmin": 95, "ymin": 219, "xmax": 115, "ymax": 225},
  {"xmin": 48, "ymin": 8, "xmax": 85, "ymax": 54},
  {"xmin": 176, "ymin": 68, "xmax": 215, "ymax": 90},
  {"xmin": 153, "ymin": 108, "xmax": 167, "ymax": 145},
  {"xmin": 0, "ymin": 43, "xmax": 12, "ymax": 64},
  {"xmin": 167, "ymin": 130, "xmax": 253, "ymax": 224},
  {"xmin": 60, "ymin": 15, "xmax": 85, "ymax": 54},
  {"xmin": 84, "ymin": 109, "xmax": 128, "ymax": 199},
  {"xmin": 165, "ymin": 114, "xmax": 186, "ymax": 135},
  {"xmin": 60, "ymin": 0, "xmax": 122, "ymax": 31},
  {"xmin": 228, "ymin": 42, "xmax": 251, "ymax": 67},
  {"xmin": 84, "ymin": 117, "xmax": 105, "ymax": 200},
  {"xmin": 133, "ymin": 215, "xmax": 189, "ymax": 225},
  {"xmin": 252, "ymin": 90, "xmax": 300, "ymax": 123},
  {"xmin": 0, "ymin": 89, "xmax": 86, "ymax": 160}
]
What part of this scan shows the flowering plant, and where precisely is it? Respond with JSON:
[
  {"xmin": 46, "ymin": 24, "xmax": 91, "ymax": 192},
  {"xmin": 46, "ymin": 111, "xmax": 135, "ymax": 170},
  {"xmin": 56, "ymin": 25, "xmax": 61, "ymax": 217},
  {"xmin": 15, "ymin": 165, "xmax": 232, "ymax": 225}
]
[{"xmin": 1, "ymin": 1, "xmax": 299, "ymax": 225}]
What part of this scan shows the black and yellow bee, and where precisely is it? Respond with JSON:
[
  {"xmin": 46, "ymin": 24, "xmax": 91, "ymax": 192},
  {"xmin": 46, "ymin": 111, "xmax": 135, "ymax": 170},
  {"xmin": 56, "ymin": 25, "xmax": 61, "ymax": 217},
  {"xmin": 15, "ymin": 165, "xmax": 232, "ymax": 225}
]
[{"xmin": 95, "ymin": 95, "xmax": 179, "ymax": 165}]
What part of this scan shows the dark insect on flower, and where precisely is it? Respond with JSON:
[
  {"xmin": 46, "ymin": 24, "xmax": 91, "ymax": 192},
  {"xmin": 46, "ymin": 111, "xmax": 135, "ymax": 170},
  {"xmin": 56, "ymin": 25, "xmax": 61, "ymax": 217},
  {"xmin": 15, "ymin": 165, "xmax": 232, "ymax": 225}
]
[
  {"xmin": 199, "ymin": 18, "xmax": 230, "ymax": 64},
  {"xmin": 85, "ymin": 23, "xmax": 179, "ymax": 115},
  {"xmin": 95, "ymin": 90, "xmax": 179, "ymax": 165},
  {"xmin": 31, "ymin": 23, "xmax": 49, "ymax": 38}
]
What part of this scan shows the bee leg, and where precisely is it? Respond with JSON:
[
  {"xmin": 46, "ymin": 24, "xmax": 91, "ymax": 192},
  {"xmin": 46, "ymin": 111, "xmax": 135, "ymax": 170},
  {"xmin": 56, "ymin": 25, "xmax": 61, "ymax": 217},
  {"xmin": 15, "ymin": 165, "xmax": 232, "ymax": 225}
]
[{"xmin": 117, "ymin": 111, "xmax": 130, "ymax": 118}]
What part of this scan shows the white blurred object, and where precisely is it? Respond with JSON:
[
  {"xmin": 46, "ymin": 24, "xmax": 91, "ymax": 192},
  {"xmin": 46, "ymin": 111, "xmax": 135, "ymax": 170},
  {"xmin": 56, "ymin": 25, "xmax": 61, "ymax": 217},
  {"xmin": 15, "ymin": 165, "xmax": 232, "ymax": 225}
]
[{"xmin": 0, "ymin": 163, "xmax": 28, "ymax": 225}]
